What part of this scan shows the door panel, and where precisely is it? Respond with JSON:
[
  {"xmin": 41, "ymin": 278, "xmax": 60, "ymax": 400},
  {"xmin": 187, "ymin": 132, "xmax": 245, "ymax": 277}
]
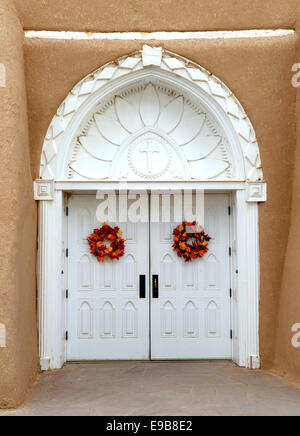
[
  {"xmin": 67, "ymin": 193, "xmax": 232, "ymax": 361},
  {"xmin": 67, "ymin": 195, "xmax": 149, "ymax": 360},
  {"xmin": 150, "ymin": 193, "xmax": 232, "ymax": 359}
]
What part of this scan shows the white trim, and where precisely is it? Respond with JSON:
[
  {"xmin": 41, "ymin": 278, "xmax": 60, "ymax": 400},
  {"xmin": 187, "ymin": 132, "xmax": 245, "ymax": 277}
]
[
  {"xmin": 245, "ymin": 200, "xmax": 260, "ymax": 369},
  {"xmin": 55, "ymin": 181, "xmax": 247, "ymax": 192},
  {"xmin": 38, "ymin": 191, "xmax": 65, "ymax": 370},
  {"xmin": 235, "ymin": 191, "xmax": 260, "ymax": 368},
  {"xmin": 25, "ymin": 29, "xmax": 294, "ymax": 40}
]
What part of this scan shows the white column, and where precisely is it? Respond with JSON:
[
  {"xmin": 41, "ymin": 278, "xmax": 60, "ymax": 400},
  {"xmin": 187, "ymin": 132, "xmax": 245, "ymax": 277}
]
[
  {"xmin": 245, "ymin": 201, "xmax": 260, "ymax": 369},
  {"xmin": 235, "ymin": 183, "xmax": 266, "ymax": 369},
  {"xmin": 235, "ymin": 190, "xmax": 248, "ymax": 367},
  {"xmin": 35, "ymin": 181, "xmax": 65, "ymax": 370}
]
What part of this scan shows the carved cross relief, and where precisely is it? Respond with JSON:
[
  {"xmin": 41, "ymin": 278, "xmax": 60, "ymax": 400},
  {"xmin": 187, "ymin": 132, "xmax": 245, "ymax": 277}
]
[{"xmin": 139, "ymin": 140, "xmax": 161, "ymax": 175}]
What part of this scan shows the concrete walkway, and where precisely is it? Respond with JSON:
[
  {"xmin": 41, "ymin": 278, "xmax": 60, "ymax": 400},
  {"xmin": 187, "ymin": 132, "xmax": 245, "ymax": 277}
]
[{"xmin": 1, "ymin": 361, "xmax": 300, "ymax": 416}]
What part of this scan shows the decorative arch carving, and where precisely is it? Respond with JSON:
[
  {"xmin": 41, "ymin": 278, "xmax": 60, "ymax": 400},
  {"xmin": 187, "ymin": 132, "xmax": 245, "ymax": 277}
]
[{"xmin": 39, "ymin": 45, "xmax": 263, "ymax": 183}]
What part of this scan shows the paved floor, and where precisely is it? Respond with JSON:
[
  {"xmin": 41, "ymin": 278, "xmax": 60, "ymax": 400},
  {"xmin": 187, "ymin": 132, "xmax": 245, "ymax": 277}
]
[{"xmin": 1, "ymin": 361, "xmax": 300, "ymax": 416}]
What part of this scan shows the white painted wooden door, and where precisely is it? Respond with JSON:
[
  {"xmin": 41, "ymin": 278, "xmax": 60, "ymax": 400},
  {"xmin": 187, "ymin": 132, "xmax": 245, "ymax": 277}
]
[
  {"xmin": 67, "ymin": 195, "xmax": 149, "ymax": 360},
  {"xmin": 151, "ymin": 193, "xmax": 232, "ymax": 359},
  {"xmin": 67, "ymin": 193, "xmax": 231, "ymax": 361}
]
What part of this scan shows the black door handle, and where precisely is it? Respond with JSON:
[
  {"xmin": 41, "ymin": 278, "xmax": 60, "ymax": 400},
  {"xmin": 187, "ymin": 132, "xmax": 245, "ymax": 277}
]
[
  {"xmin": 152, "ymin": 275, "xmax": 159, "ymax": 299},
  {"xmin": 139, "ymin": 275, "xmax": 146, "ymax": 299}
]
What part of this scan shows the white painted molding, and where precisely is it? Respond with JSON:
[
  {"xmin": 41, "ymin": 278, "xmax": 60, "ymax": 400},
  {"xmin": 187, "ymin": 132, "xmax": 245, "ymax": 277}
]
[
  {"xmin": 245, "ymin": 201, "xmax": 260, "ymax": 369},
  {"xmin": 234, "ymin": 191, "xmax": 260, "ymax": 369},
  {"xmin": 25, "ymin": 30, "xmax": 295, "ymax": 41},
  {"xmin": 38, "ymin": 191, "xmax": 65, "ymax": 370},
  {"xmin": 246, "ymin": 182, "xmax": 267, "ymax": 202},
  {"xmin": 34, "ymin": 179, "xmax": 54, "ymax": 201},
  {"xmin": 55, "ymin": 180, "xmax": 246, "ymax": 191},
  {"xmin": 39, "ymin": 46, "xmax": 263, "ymax": 183}
]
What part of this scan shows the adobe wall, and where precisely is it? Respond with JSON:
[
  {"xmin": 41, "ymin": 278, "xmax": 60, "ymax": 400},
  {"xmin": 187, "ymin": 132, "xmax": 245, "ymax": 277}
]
[
  {"xmin": 0, "ymin": 0, "xmax": 38, "ymax": 409},
  {"xmin": 14, "ymin": 0, "xmax": 297, "ymax": 32},
  {"xmin": 0, "ymin": 0, "xmax": 299, "ymax": 408},
  {"xmin": 24, "ymin": 35, "xmax": 296, "ymax": 372},
  {"xmin": 273, "ymin": 9, "xmax": 300, "ymax": 385}
]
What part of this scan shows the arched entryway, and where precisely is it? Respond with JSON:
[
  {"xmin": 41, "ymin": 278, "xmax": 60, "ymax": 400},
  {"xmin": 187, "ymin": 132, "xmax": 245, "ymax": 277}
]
[{"xmin": 34, "ymin": 46, "xmax": 266, "ymax": 370}]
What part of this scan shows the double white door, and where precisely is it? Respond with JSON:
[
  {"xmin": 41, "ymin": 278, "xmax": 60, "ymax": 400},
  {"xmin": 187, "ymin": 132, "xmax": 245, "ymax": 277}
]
[{"xmin": 67, "ymin": 194, "xmax": 232, "ymax": 361}]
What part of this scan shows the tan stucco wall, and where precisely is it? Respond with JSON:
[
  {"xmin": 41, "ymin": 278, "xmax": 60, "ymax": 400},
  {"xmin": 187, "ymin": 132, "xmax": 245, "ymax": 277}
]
[
  {"xmin": 0, "ymin": 0, "xmax": 300, "ymax": 408},
  {"xmin": 24, "ymin": 35, "xmax": 296, "ymax": 372},
  {"xmin": 273, "ymin": 10, "xmax": 300, "ymax": 386},
  {"xmin": 14, "ymin": 0, "xmax": 297, "ymax": 32},
  {"xmin": 0, "ymin": 0, "xmax": 38, "ymax": 408}
]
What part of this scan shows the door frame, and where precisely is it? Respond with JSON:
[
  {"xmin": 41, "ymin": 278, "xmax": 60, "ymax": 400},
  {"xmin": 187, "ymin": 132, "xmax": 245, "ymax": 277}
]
[{"xmin": 36, "ymin": 180, "xmax": 263, "ymax": 370}]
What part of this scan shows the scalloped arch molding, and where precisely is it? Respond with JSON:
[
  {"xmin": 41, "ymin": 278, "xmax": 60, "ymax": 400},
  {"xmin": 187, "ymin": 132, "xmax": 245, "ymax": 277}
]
[{"xmin": 39, "ymin": 45, "xmax": 263, "ymax": 183}]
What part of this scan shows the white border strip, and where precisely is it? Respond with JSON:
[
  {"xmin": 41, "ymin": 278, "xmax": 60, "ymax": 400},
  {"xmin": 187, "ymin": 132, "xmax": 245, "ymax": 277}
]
[{"xmin": 25, "ymin": 29, "xmax": 294, "ymax": 40}]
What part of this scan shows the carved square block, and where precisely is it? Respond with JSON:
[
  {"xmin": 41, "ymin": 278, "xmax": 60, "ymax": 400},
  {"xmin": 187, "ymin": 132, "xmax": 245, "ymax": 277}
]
[
  {"xmin": 142, "ymin": 45, "xmax": 162, "ymax": 67},
  {"xmin": 34, "ymin": 179, "xmax": 54, "ymax": 201},
  {"xmin": 246, "ymin": 182, "xmax": 267, "ymax": 203}
]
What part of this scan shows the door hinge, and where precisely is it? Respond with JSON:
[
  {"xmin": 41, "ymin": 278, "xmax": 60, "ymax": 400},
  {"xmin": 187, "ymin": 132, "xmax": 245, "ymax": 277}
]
[
  {"xmin": 229, "ymin": 288, "xmax": 232, "ymax": 298},
  {"xmin": 66, "ymin": 248, "xmax": 69, "ymax": 258},
  {"xmin": 230, "ymin": 329, "xmax": 233, "ymax": 340},
  {"xmin": 65, "ymin": 331, "xmax": 68, "ymax": 341},
  {"xmin": 66, "ymin": 289, "xmax": 69, "ymax": 299},
  {"xmin": 229, "ymin": 247, "xmax": 232, "ymax": 257},
  {"xmin": 66, "ymin": 207, "xmax": 69, "ymax": 217},
  {"xmin": 228, "ymin": 206, "xmax": 231, "ymax": 216}
]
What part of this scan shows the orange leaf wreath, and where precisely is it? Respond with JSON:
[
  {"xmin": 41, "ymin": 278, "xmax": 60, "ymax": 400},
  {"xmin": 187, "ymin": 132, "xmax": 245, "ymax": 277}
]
[
  {"xmin": 172, "ymin": 221, "xmax": 211, "ymax": 262},
  {"xmin": 87, "ymin": 223, "xmax": 126, "ymax": 262}
]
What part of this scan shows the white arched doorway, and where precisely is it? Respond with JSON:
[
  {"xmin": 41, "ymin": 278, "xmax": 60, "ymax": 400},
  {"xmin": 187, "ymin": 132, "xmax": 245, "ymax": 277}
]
[{"xmin": 34, "ymin": 46, "xmax": 266, "ymax": 370}]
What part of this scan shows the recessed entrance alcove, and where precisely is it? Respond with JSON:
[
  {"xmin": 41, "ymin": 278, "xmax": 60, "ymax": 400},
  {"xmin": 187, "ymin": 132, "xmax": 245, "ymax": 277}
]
[{"xmin": 34, "ymin": 45, "xmax": 266, "ymax": 370}]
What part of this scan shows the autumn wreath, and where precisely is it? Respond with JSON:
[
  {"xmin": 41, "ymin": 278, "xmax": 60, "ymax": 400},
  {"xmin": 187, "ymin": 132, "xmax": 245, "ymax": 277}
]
[
  {"xmin": 172, "ymin": 221, "xmax": 211, "ymax": 262},
  {"xmin": 87, "ymin": 223, "xmax": 126, "ymax": 262}
]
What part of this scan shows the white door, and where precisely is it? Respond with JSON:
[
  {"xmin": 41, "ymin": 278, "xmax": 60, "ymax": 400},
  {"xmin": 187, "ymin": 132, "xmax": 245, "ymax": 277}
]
[
  {"xmin": 67, "ymin": 195, "xmax": 149, "ymax": 360},
  {"xmin": 67, "ymin": 193, "xmax": 231, "ymax": 361},
  {"xmin": 151, "ymin": 193, "xmax": 232, "ymax": 359}
]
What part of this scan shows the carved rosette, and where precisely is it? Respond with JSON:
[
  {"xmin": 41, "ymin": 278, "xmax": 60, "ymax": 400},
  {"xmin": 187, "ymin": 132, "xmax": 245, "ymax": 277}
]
[{"xmin": 67, "ymin": 83, "xmax": 232, "ymax": 181}]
